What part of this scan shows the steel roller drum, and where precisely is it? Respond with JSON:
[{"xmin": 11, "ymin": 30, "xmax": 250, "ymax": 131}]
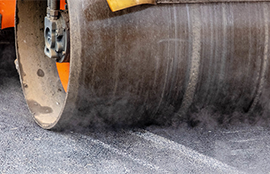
[{"xmin": 15, "ymin": 0, "xmax": 270, "ymax": 130}]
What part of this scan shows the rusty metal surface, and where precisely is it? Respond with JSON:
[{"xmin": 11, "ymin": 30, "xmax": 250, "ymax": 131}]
[{"xmin": 16, "ymin": 0, "xmax": 270, "ymax": 129}]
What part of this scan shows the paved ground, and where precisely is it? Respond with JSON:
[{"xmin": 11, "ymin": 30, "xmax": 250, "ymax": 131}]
[{"xmin": 1, "ymin": 29, "xmax": 270, "ymax": 174}]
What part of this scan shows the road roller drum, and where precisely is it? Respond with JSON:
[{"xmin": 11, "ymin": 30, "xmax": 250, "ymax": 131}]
[{"xmin": 10, "ymin": 0, "xmax": 270, "ymax": 129}]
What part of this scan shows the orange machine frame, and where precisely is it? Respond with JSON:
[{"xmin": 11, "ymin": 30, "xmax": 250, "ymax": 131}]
[{"xmin": 0, "ymin": 0, "xmax": 16, "ymax": 29}]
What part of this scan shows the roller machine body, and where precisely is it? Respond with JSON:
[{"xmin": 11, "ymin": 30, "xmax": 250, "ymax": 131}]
[{"xmin": 0, "ymin": 0, "xmax": 269, "ymax": 129}]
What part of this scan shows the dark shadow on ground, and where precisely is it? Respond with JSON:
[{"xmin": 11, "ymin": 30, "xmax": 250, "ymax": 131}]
[{"xmin": 0, "ymin": 27, "xmax": 18, "ymax": 84}]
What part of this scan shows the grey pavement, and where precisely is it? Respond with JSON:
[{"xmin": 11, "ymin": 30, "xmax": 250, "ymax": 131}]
[
  {"xmin": 2, "ymin": 75, "xmax": 270, "ymax": 174},
  {"xmin": 1, "ymin": 31, "xmax": 270, "ymax": 173}
]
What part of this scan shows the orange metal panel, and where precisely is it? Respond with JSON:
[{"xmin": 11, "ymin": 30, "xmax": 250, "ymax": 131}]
[
  {"xmin": 56, "ymin": 63, "xmax": 69, "ymax": 92},
  {"xmin": 60, "ymin": 0, "xmax": 66, "ymax": 10},
  {"xmin": 0, "ymin": 0, "xmax": 16, "ymax": 29}
]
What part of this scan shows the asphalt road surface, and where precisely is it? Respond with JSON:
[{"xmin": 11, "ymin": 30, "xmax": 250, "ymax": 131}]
[{"xmin": 1, "ymin": 29, "xmax": 270, "ymax": 174}]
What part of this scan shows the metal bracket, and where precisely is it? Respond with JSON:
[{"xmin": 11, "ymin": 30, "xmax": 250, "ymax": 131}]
[{"xmin": 44, "ymin": 10, "xmax": 70, "ymax": 62}]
